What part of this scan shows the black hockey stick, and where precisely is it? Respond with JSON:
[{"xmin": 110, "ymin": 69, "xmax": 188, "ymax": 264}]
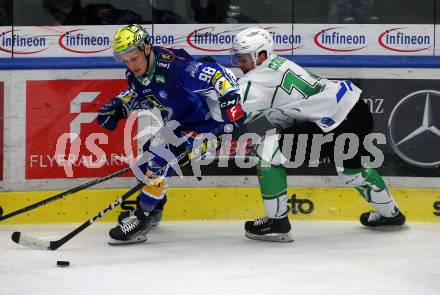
[
  {"xmin": 10, "ymin": 148, "xmax": 192, "ymax": 250},
  {"xmin": 0, "ymin": 166, "xmax": 132, "ymax": 222},
  {"xmin": 11, "ymin": 182, "xmax": 143, "ymax": 250}
]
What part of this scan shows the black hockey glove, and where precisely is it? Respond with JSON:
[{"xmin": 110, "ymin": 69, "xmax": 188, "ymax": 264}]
[
  {"xmin": 96, "ymin": 98, "xmax": 129, "ymax": 131},
  {"xmin": 219, "ymin": 92, "xmax": 247, "ymax": 127}
]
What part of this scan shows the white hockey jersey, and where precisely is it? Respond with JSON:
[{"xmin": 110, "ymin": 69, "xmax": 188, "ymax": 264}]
[{"xmin": 239, "ymin": 55, "xmax": 362, "ymax": 132}]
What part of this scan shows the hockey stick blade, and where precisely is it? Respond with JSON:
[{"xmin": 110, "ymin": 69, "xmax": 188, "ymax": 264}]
[
  {"xmin": 10, "ymin": 146, "xmax": 192, "ymax": 250},
  {"xmin": 11, "ymin": 231, "xmax": 51, "ymax": 250},
  {"xmin": 11, "ymin": 188, "xmax": 141, "ymax": 250}
]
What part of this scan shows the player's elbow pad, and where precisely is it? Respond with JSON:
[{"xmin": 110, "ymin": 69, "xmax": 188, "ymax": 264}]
[{"xmin": 219, "ymin": 93, "xmax": 247, "ymax": 126}]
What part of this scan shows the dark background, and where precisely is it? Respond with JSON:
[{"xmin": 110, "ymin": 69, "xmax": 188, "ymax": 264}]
[{"xmin": 0, "ymin": 0, "xmax": 438, "ymax": 26}]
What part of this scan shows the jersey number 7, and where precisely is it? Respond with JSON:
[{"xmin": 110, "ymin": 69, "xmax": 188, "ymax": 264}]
[{"xmin": 281, "ymin": 69, "xmax": 324, "ymax": 99}]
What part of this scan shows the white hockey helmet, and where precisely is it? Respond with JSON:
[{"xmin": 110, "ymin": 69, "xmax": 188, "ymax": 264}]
[{"xmin": 232, "ymin": 27, "xmax": 274, "ymax": 66}]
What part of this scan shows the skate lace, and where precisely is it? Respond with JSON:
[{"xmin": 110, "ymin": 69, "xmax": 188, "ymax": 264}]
[
  {"xmin": 254, "ymin": 217, "xmax": 269, "ymax": 226},
  {"xmin": 121, "ymin": 215, "xmax": 141, "ymax": 234},
  {"xmin": 368, "ymin": 211, "xmax": 383, "ymax": 222}
]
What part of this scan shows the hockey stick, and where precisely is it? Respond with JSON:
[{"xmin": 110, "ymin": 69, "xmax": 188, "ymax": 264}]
[
  {"xmin": 11, "ymin": 148, "xmax": 191, "ymax": 250},
  {"xmin": 11, "ymin": 182, "xmax": 143, "ymax": 250},
  {"xmin": 0, "ymin": 166, "xmax": 132, "ymax": 222}
]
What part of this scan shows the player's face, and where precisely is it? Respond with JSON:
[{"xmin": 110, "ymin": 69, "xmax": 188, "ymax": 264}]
[
  {"xmin": 120, "ymin": 48, "xmax": 149, "ymax": 76},
  {"xmin": 234, "ymin": 53, "xmax": 255, "ymax": 74}
]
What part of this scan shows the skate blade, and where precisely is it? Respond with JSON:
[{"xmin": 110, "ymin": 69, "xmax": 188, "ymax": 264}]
[
  {"xmin": 108, "ymin": 234, "xmax": 147, "ymax": 246},
  {"xmin": 245, "ymin": 232, "xmax": 294, "ymax": 243},
  {"xmin": 362, "ymin": 224, "xmax": 408, "ymax": 231}
]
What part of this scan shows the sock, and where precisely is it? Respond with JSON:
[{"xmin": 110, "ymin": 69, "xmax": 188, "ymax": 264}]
[
  {"xmin": 139, "ymin": 174, "xmax": 168, "ymax": 212},
  {"xmin": 339, "ymin": 168, "xmax": 399, "ymax": 217}
]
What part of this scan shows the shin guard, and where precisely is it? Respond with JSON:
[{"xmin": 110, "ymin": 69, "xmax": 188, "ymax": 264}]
[{"xmin": 257, "ymin": 162, "xmax": 288, "ymax": 218}]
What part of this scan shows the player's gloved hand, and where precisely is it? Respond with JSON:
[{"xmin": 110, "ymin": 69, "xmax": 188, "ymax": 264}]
[
  {"xmin": 219, "ymin": 92, "xmax": 247, "ymax": 127},
  {"xmin": 176, "ymin": 131, "xmax": 222, "ymax": 167},
  {"xmin": 96, "ymin": 98, "xmax": 129, "ymax": 131}
]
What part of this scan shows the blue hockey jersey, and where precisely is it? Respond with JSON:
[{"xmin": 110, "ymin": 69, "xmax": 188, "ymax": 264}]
[{"xmin": 116, "ymin": 47, "xmax": 243, "ymax": 133}]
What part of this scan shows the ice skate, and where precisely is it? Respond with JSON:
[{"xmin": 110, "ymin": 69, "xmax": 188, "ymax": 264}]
[
  {"xmin": 245, "ymin": 215, "xmax": 293, "ymax": 242},
  {"xmin": 108, "ymin": 210, "xmax": 154, "ymax": 245},
  {"xmin": 118, "ymin": 197, "xmax": 167, "ymax": 227},
  {"xmin": 360, "ymin": 210, "xmax": 406, "ymax": 227}
]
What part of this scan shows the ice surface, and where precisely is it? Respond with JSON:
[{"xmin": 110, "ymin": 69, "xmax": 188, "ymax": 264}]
[{"xmin": 1, "ymin": 221, "xmax": 439, "ymax": 295}]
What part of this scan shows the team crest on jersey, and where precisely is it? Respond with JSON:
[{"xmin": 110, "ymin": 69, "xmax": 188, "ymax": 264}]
[
  {"xmin": 215, "ymin": 77, "xmax": 233, "ymax": 95},
  {"xmin": 158, "ymin": 53, "xmax": 174, "ymax": 62}
]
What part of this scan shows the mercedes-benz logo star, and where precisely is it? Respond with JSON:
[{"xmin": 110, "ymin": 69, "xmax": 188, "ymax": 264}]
[{"xmin": 388, "ymin": 90, "xmax": 440, "ymax": 167}]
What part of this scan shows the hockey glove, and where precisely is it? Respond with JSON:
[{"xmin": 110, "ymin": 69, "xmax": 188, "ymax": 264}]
[
  {"xmin": 176, "ymin": 132, "xmax": 222, "ymax": 167},
  {"xmin": 219, "ymin": 92, "xmax": 247, "ymax": 127},
  {"xmin": 96, "ymin": 98, "xmax": 129, "ymax": 131}
]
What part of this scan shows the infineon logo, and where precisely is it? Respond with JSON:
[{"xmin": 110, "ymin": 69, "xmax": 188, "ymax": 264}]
[
  {"xmin": 314, "ymin": 27, "xmax": 367, "ymax": 52},
  {"xmin": 187, "ymin": 26, "xmax": 302, "ymax": 52},
  {"xmin": 0, "ymin": 30, "xmax": 48, "ymax": 54},
  {"xmin": 378, "ymin": 28, "xmax": 432, "ymax": 52},
  {"xmin": 187, "ymin": 27, "xmax": 235, "ymax": 52},
  {"xmin": 58, "ymin": 29, "xmax": 111, "ymax": 54},
  {"xmin": 147, "ymin": 34, "xmax": 174, "ymax": 46},
  {"xmin": 267, "ymin": 26, "xmax": 303, "ymax": 52}
]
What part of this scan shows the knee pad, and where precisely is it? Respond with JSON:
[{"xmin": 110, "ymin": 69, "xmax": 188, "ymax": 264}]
[{"xmin": 255, "ymin": 133, "xmax": 285, "ymax": 166}]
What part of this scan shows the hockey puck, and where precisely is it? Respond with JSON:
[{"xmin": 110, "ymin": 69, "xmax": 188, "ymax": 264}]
[{"xmin": 56, "ymin": 261, "xmax": 70, "ymax": 267}]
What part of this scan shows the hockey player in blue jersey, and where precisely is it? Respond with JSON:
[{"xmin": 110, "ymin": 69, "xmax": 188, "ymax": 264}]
[{"xmin": 96, "ymin": 24, "xmax": 246, "ymax": 245}]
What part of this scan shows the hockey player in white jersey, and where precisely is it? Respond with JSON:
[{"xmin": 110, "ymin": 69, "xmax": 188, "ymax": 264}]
[{"xmin": 232, "ymin": 27, "xmax": 406, "ymax": 242}]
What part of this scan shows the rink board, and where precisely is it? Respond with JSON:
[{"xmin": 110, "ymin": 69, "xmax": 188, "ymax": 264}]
[
  {"xmin": 1, "ymin": 69, "xmax": 440, "ymax": 193},
  {"xmin": 0, "ymin": 187, "xmax": 439, "ymax": 224}
]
